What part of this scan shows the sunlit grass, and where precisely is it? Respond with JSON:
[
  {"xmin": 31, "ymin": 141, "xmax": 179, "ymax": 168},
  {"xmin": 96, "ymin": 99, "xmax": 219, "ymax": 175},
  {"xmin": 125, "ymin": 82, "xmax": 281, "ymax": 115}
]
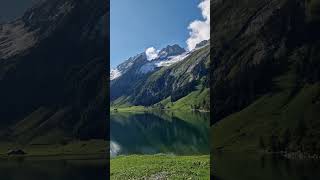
[{"xmin": 111, "ymin": 154, "xmax": 209, "ymax": 179}]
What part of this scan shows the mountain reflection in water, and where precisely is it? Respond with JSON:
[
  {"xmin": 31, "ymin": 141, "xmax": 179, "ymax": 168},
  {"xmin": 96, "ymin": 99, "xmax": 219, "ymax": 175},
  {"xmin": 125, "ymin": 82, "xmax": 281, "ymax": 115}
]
[{"xmin": 110, "ymin": 111, "xmax": 209, "ymax": 157}]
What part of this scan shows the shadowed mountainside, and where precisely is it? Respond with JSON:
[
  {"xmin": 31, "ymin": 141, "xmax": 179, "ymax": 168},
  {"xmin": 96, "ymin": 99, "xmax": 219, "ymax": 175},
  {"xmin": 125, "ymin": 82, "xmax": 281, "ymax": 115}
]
[
  {"xmin": 211, "ymin": 0, "xmax": 320, "ymax": 153},
  {"xmin": 0, "ymin": 0, "xmax": 109, "ymax": 144}
]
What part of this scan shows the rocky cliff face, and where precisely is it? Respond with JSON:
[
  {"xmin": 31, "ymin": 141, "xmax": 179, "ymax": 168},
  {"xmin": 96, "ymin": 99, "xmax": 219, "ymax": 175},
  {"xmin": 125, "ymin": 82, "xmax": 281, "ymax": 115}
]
[
  {"xmin": 0, "ymin": 0, "xmax": 108, "ymax": 143},
  {"xmin": 211, "ymin": 0, "xmax": 320, "ymax": 153}
]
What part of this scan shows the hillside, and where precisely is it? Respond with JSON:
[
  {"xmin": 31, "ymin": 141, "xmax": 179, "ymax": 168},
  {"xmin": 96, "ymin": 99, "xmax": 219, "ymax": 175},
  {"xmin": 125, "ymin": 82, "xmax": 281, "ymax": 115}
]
[
  {"xmin": 110, "ymin": 42, "xmax": 210, "ymax": 111},
  {"xmin": 0, "ymin": 0, "xmax": 108, "ymax": 145},
  {"xmin": 211, "ymin": 0, "xmax": 320, "ymax": 153}
]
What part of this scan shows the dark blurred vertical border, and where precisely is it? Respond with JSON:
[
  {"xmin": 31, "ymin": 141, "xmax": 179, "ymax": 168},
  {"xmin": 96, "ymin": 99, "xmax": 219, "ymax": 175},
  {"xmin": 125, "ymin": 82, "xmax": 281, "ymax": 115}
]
[
  {"xmin": 210, "ymin": 0, "xmax": 214, "ymax": 179},
  {"xmin": 102, "ymin": 0, "xmax": 110, "ymax": 176},
  {"xmin": 105, "ymin": 0, "xmax": 111, "ymax": 177},
  {"xmin": 0, "ymin": 0, "xmax": 110, "ymax": 178}
]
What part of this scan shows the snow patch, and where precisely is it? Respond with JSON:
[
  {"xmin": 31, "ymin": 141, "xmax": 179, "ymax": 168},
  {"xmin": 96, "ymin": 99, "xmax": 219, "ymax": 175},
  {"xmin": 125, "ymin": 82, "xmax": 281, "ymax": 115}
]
[
  {"xmin": 155, "ymin": 52, "xmax": 190, "ymax": 67},
  {"xmin": 110, "ymin": 68, "xmax": 122, "ymax": 80}
]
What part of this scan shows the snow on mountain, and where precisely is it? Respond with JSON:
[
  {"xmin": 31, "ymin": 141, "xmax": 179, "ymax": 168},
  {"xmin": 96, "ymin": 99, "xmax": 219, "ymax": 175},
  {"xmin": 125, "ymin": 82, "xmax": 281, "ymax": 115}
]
[
  {"xmin": 110, "ymin": 68, "xmax": 121, "ymax": 80},
  {"xmin": 137, "ymin": 44, "xmax": 188, "ymax": 74},
  {"xmin": 138, "ymin": 51, "xmax": 190, "ymax": 73},
  {"xmin": 155, "ymin": 52, "xmax": 190, "ymax": 67},
  {"xmin": 151, "ymin": 42, "xmax": 209, "ymax": 68},
  {"xmin": 110, "ymin": 55, "xmax": 137, "ymax": 80},
  {"xmin": 111, "ymin": 42, "xmax": 209, "ymax": 77}
]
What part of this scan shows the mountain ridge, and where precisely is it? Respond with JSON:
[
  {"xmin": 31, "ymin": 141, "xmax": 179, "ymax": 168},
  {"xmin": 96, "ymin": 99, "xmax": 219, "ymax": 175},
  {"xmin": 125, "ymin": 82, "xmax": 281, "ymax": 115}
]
[{"xmin": 110, "ymin": 41, "xmax": 210, "ymax": 110}]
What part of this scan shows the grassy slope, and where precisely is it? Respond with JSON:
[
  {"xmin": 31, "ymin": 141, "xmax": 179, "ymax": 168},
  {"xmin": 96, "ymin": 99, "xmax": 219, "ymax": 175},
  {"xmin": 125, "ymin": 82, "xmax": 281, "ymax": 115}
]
[
  {"xmin": 111, "ymin": 155, "xmax": 209, "ymax": 179},
  {"xmin": 5, "ymin": 108, "xmax": 108, "ymax": 159},
  {"xmin": 111, "ymin": 88, "xmax": 210, "ymax": 112},
  {"xmin": 162, "ymin": 88, "xmax": 209, "ymax": 111},
  {"xmin": 212, "ymin": 68, "xmax": 320, "ymax": 152},
  {"xmin": 110, "ymin": 96, "xmax": 133, "ymax": 108}
]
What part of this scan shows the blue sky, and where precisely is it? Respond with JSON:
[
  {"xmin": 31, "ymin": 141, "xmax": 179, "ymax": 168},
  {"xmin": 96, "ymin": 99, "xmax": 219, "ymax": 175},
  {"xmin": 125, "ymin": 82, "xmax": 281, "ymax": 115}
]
[{"xmin": 110, "ymin": 0, "xmax": 204, "ymax": 68}]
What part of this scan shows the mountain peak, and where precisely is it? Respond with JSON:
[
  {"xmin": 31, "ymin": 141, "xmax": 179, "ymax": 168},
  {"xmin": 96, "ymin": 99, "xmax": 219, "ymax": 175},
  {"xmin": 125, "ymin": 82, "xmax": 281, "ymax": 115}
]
[
  {"xmin": 111, "ymin": 44, "xmax": 186, "ymax": 79},
  {"xmin": 159, "ymin": 44, "xmax": 185, "ymax": 57}
]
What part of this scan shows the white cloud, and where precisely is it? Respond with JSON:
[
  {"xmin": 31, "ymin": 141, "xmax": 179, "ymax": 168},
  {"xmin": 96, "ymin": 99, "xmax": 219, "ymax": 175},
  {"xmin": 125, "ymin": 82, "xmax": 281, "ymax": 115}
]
[
  {"xmin": 145, "ymin": 47, "xmax": 160, "ymax": 61},
  {"xmin": 186, "ymin": 0, "xmax": 210, "ymax": 51},
  {"xmin": 199, "ymin": 0, "xmax": 210, "ymax": 22}
]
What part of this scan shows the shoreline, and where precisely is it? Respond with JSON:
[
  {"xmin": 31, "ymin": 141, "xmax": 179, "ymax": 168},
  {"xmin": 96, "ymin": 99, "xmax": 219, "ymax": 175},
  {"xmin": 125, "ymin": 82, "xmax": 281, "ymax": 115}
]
[
  {"xmin": 0, "ymin": 140, "xmax": 108, "ymax": 161},
  {"xmin": 110, "ymin": 106, "xmax": 210, "ymax": 113},
  {"xmin": 0, "ymin": 152, "xmax": 108, "ymax": 161}
]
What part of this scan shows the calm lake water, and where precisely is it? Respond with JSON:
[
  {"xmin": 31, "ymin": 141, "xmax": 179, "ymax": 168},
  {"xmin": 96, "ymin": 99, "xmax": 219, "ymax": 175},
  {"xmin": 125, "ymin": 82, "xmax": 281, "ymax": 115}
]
[
  {"xmin": 0, "ymin": 159, "xmax": 107, "ymax": 180},
  {"xmin": 110, "ymin": 111, "xmax": 210, "ymax": 157},
  {"xmin": 213, "ymin": 152, "xmax": 320, "ymax": 180}
]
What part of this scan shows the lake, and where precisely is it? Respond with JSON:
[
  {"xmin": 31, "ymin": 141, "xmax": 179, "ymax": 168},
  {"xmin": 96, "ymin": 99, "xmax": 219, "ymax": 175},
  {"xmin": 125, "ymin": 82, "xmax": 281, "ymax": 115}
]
[
  {"xmin": 0, "ymin": 159, "xmax": 107, "ymax": 180},
  {"xmin": 110, "ymin": 111, "xmax": 210, "ymax": 157},
  {"xmin": 213, "ymin": 152, "xmax": 320, "ymax": 180}
]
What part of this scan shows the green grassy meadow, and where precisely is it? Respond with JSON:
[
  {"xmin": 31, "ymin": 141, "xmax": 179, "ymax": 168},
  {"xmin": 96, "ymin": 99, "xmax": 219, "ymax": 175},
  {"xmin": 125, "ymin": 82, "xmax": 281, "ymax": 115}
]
[
  {"xmin": 110, "ymin": 154, "xmax": 210, "ymax": 179},
  {"xmin": 212, "ymin": 72, "xmax": 320, "ymax": 152},
  {"xmin": 111, "ymin": 88, "xmax": 210, "ymax": 112}
]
